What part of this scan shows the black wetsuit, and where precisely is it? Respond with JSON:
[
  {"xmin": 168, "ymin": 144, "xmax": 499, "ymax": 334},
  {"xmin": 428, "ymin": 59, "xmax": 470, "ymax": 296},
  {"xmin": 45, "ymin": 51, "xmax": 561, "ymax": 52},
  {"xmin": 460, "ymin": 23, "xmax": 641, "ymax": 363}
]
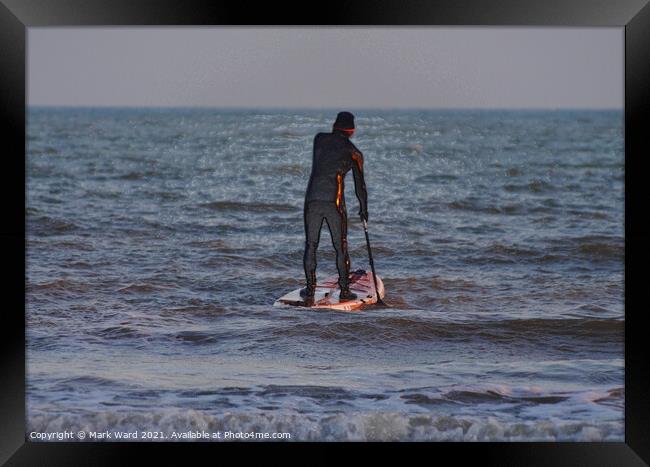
[{"xmin": 303, "ymin": 129, "xmax": 368, "ymax": 290}]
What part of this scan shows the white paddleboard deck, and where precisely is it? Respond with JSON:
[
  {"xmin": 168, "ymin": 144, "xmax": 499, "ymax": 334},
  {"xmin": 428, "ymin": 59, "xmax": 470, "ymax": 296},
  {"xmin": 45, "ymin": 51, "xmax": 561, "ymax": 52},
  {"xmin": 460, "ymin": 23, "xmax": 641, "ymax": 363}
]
[{"xmin": 273, "ymin": 269, "xmax": 385, "ymax": 311}]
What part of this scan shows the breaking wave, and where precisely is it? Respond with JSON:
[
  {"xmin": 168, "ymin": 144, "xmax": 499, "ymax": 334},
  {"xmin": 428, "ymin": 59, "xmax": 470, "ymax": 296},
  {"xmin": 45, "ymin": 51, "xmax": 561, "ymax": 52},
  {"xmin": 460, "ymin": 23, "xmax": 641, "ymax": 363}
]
[{"xmin": 28, "ymin": 409, "xmax": 623, "ymax": 442}]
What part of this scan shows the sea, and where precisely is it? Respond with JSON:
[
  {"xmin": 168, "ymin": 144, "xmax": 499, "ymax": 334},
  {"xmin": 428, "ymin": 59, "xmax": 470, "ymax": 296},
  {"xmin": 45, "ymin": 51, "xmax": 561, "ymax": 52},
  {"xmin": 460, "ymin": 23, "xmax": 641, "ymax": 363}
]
[{"xmin": 26, "ymin": 108, "xmax": 624, "ymax": 441}]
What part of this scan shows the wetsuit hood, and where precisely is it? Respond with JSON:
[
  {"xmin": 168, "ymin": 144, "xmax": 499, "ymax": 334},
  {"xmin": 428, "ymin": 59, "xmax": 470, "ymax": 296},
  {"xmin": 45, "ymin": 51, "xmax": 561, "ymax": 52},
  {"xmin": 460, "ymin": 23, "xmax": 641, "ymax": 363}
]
[{"xmin": 333, "ymin": 111, "xmax": 355, "ymax": 130}]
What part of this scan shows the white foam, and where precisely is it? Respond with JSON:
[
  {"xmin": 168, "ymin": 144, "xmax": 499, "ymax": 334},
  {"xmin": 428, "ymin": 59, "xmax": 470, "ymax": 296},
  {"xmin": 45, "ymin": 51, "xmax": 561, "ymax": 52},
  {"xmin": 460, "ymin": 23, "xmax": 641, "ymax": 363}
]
[{"xmin": 28, "ymin": 409, "xmax": 623, "ymax": 442}]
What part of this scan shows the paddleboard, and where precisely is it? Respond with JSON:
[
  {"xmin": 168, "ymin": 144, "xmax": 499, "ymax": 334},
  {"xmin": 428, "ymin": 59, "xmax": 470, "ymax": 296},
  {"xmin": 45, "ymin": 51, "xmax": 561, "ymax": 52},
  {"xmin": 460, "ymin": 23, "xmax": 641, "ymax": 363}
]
[{"xmin": 273, "ymin": 269, "xmax": 385, "ymax": 311}]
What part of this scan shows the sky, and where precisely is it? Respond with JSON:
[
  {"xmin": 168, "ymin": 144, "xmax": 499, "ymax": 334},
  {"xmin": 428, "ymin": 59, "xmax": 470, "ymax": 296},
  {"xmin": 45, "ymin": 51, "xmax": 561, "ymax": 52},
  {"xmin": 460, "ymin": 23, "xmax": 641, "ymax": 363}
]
[{"xmin": 28, "ymin": 27, "xmax": 623, "ymax": 109}]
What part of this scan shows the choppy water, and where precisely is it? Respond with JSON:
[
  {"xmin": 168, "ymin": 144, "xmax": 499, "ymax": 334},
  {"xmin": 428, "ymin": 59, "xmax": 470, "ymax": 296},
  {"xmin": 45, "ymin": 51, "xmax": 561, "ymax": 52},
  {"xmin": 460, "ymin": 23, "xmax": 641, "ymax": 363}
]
[{"xmin": 27, "ymin": 108, "xmax": 624, "ymax": 441}]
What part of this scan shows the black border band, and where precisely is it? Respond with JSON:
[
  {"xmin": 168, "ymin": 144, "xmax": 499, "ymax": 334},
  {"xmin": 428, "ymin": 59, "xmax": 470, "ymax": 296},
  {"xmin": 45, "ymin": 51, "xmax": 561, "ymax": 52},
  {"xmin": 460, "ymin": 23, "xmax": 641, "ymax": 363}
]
[
  {"xmin": 2, "ymin": 0, "xmax": 648, "ymax": 26},
  {"xmin": 0, "ymin": 0, "xmax": 26, "ymax": 464},
  {"xmin": 2, "ymin": 0, "xmax": 648, "ymax": 465},
  {"xmin": 625, "ymin": 1, "xmax": 650, "ymax": 464}
]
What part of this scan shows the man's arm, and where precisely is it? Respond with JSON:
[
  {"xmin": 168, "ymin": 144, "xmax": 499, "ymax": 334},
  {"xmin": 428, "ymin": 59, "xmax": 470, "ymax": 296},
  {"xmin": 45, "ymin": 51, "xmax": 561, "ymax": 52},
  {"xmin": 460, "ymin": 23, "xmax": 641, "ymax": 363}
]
[{"xmin": 351, "ymin": 149, "xmax": 368, "ymax": 221}]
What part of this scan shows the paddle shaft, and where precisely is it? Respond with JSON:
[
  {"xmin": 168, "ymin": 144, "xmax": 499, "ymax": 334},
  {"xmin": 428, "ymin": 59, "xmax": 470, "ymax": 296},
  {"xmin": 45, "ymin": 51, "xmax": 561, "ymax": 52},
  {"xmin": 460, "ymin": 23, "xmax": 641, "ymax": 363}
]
[{"xmin": 362, "ymin": 218, "xmax": 386, "ymax": 305}]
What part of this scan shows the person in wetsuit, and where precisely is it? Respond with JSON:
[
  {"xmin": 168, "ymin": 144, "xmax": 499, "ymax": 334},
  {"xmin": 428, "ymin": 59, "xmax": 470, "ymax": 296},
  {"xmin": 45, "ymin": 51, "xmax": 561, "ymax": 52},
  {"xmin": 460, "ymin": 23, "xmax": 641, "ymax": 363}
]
[{"xmin": 300, "ymin": 111, "xmax": 368, "ymax": 303}]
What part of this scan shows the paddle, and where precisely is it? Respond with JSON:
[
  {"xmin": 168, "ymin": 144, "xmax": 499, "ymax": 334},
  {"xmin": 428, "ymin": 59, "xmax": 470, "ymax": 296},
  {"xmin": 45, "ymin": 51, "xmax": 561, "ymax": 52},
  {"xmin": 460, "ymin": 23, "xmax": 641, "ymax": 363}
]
[{"xmin": 361, "ymin": 218, "xmax": 388, "ymax": 306}]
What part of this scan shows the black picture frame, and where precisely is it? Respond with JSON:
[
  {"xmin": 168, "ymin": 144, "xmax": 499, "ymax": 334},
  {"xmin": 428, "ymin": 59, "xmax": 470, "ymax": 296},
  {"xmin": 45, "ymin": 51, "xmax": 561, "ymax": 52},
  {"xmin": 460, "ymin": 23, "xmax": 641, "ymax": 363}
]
[{"xmin": 1, "ymin": 0, "xmax": 648, "ymax": 464}]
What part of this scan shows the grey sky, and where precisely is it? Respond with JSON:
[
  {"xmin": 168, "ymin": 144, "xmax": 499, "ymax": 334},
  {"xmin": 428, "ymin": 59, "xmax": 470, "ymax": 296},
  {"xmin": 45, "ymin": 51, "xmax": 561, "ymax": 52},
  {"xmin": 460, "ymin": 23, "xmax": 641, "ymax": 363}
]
[{"xmin": 28, "ymin": 27, "xmax": 623, "ymax": 109}]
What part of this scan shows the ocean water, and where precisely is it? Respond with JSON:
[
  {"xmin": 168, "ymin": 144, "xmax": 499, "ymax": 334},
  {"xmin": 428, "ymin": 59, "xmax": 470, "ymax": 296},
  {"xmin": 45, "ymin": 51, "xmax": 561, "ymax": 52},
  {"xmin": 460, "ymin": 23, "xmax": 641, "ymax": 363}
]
[{"xmin": 26, "ymin": 108, "xmax": 624, "ymax": 441}]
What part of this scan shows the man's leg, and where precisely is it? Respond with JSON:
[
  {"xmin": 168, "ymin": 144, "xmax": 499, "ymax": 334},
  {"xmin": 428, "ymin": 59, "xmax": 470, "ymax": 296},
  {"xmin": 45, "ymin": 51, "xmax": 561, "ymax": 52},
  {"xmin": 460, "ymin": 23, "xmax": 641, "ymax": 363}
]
[
  {"xmin": 302, "ymin": 202, "xmax": 324, "ymax": 300},
  {"xmin": 324, "ymin": 204, "xmax": 356, "ymax": 300}
]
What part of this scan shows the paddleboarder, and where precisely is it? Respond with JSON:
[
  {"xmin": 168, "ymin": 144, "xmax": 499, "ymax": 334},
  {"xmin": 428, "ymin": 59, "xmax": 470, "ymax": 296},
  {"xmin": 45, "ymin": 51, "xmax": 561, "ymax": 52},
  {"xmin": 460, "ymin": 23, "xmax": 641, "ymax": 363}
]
[{"xmin": 300, "ymin": 111, "xmax": 369, "ymax": 304}]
